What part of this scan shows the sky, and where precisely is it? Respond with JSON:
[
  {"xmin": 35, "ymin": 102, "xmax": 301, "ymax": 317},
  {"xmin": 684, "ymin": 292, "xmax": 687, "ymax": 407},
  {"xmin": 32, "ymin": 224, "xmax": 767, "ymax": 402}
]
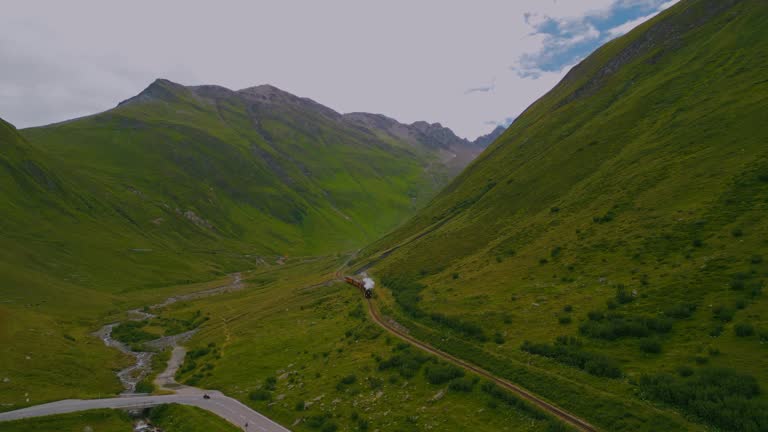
[{"xmin": 0, "ymin": 0, "xmax": 678, "ymax": 139}]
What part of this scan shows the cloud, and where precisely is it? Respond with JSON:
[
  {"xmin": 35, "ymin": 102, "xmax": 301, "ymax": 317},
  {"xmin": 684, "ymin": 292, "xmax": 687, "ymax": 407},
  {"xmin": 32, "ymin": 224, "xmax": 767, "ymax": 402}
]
[
  {"xmin": 485, "ymin": 117, "xmax": 516, "ymax": 127},
  {"xmin": 513, "ymin": 0, "xmax": 679, "ymax": 78},
  {"xmin": 465, "ymin": 84, "xmax": 495, "ymax": 94},
  {"xmin": 465, "ymin": 78, "xmax": 496, "ymax": 94},
  {"xmin": 0, "ymin": 0, "xmax": 680, "ymax": 140}
]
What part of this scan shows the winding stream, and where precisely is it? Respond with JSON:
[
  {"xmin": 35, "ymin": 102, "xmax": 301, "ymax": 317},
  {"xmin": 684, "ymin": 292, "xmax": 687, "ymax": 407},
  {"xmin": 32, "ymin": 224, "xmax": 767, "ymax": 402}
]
[{"xmin": 94, "ymin": 274, "xmax": 243, "ymax": 394}]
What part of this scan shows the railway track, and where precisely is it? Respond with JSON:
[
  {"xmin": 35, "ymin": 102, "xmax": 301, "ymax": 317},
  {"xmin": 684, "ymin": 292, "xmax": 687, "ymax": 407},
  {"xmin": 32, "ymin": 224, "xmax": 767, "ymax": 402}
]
[{"xmin": 339, "ymin": 272, "xmax": 598, "ymax": 432}]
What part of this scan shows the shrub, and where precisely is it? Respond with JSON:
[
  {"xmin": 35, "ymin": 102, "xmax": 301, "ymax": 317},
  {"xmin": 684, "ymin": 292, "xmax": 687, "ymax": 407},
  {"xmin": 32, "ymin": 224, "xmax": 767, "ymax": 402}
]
[
  {"xmin": 340, "ymin": 374, "xmax": 357, "ymax": 385},
  {"xmin": 111, "ymin": 321, "xmax": 155, "ymax": 345},
  {"xmin": 521, "ymin": 339, "xmax": 621, "ymax": 378},
  {"xmin": 710, "ymin": 323, "xmax": 724, "ymax": 337},
  {"xmin": 677, "ymin": 365, "xmax": 694, "ymax": 377},
  {"xmin": 448, "ymin": 377, "xmax": 476, "ymax": 392},
  {"xmin": 429, "ymin": 312, "xmax": 487, "ymax": 342},
  {"xmin": 732, "ymin": 228, "xmax": 744, "ymax": 237},
  {"xmin": 587, "ymin": 310, "xmax": 604, "ymax": 321},
  {"xmin": 424, "ymin": 363, "xmax": 464, "ymax": 385},
  {"xmin": 563, "ymin": 305, "xmax": 573, "ymax": 312},
  {"xmin": 731, "ymin": 279, "xmax": 746, "ymax": 290},
  {"xmin": 264, "ymin": 376, "xmax": 277, "ymax": 390},
  {"xmin": 135, "ymin": 381, "xmax": 154, "ymax": 393},
  {"xmin": 249, "ymin": 389, "xmax": 272, "ymax": 401},
  {"xmin": 615, "ymin": 285, "xmax": 634, "ymax": 304},
  {"xmin": 493, "ymin": 332, "xmax": 505, "ymax": 344},
  {"xmin": 452, "ymin": 273, "xmax": 460, "ymax": 280},
  {"xmin": 639, "ymin": 338, "xmax": 662, "ymax": 354},
  {"xmin": 579, "ymin": 313, "xmax": 672, "ymax": 340},
  {"xmin": 664, "ymin": 303, "xmax": 697, "ymax": 319},
  {"xmin": 357, "ymin": 419, "xmax": 369, "ymax": 431},
  {"xmin": 295, "ymin": 400, "xmax": 306, "ymax": 411},
  {"xmin": 639, "ymin": 368, "xmax": 767, "ymax": 432},
  {"xmin": 305, "ymin": 413, "xmax": 332, "ymax": 429},
  {"xmin": 713, "ymin": 304, "xmax": 736, "ymax": 322},
  {"xmin": 593, "ymin": 211, "xmax": 616, "ymax": 224},
  {"xmin": 751, "ymin": 255, "xmax": 763, "ymax": 264},
  {"xmin": 377, "ymin": 346, "xmax": 430, "ymax": 378},
  {"xmin": 558, "ymin": 315, "xmax": 572, "ymax": 325},
  {"xmin": 735, "ymin": 322, "xmax": 755, "ymax": 337},
  {"xmin": 367, "ymin": 376, "xmax": 383, "ymax": 390}
]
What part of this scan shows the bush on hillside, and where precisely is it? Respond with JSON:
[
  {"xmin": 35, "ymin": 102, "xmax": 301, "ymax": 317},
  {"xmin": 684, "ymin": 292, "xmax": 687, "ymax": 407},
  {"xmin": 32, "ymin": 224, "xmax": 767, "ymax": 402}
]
[
  {"xmin": 424, "ymin": 363, "xmax": 464, "ymax": 385},
  {"xmin": 639, "ymin": 368, "xmax": 767, "ymax": 432},
  {"xmin": 580, "ymin": 312, "xmax": 672, "ymax": 340},
  {"xmin": 249, "ymin": 389, "xmax": 272, "ymax": 401},
  {"xmin": 735, "ymin": 322, "xmax": 755, "ymax": 337},
  {"xmin": 639, "ymin": 338, "xmax": 662, "ymax": 354},
  {"xmin": 664, "ymin": 303, "xmax": 697, "ymax": 319},
  {"xmin": 377, "ymin": 346, "xmax": 430, "ymax": 378},
  {"xmin": 448, "ymin": 376, "xmax": 476, "ymax": 392},
  {"xmin": 521, "ymin": 338, "xmax": 621, "ymax": 378},
  {"xmin": 713, "ymin": 304, "xmax": 736, "ymax": 322}
]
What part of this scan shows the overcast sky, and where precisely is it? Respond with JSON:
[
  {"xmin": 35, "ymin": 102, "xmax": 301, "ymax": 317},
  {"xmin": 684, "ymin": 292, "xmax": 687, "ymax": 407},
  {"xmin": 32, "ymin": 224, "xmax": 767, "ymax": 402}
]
[{"xmin": 0, "ymin": 0, "xmax": 678, "ymax": 139}]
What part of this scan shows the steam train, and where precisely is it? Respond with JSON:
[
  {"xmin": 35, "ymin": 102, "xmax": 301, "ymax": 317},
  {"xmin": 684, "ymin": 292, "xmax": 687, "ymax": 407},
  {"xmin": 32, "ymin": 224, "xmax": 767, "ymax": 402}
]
[{"xmin": 344, "ymin": 276, "xmax": 373, "ymax": 298}]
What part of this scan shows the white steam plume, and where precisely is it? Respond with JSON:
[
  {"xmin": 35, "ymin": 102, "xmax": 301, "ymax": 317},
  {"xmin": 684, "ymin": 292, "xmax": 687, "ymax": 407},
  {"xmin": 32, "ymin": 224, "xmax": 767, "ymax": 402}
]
[{"xmin": 363, "ymin": 277, "xmax": 375, "ymax": 290}]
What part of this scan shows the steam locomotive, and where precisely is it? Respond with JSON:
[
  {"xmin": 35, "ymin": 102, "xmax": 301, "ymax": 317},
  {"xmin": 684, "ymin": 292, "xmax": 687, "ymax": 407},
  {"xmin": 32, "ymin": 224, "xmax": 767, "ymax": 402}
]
[{"xmin": 344, "ymin": 276, "xmax": 373, "ymax": 298}]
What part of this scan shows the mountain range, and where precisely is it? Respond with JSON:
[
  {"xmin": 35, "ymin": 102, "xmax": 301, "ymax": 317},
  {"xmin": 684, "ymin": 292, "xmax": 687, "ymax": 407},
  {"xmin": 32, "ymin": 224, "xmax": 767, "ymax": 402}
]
[{"xmin": 2, "ymin": 0, "xmax": 767, "ymax": 430}]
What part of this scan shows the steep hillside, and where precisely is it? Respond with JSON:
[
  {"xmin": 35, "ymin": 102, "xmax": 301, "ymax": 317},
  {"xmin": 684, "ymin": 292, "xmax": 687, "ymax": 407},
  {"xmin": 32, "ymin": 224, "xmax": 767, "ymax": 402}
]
[
  {"xmin": 22, "ymin": 80, "xmax": 454, "ymax": 257},
  {"xmin": 0, "ymin": 82, "xmax": 491, "ymax": 409},
  {"xmin": 4, "ymin": 79, "xmax": 497, "ymax": 294},
  {"xmin": 359, "ymin": 0, "xmax": 768, "ymax": 431}
]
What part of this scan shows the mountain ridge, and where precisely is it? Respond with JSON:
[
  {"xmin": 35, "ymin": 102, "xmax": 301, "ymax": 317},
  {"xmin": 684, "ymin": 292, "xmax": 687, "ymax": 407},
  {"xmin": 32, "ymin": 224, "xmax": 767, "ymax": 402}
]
[{"xmin": 358, "ymin": 1, "xmax": 768, "ymax": 431}]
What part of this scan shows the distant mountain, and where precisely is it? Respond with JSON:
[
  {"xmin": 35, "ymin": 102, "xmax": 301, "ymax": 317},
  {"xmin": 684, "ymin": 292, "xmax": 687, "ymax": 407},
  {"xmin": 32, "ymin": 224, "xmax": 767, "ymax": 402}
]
[
  {"xmin": 343, "ymin": 113, "xmax": 500, "ymax": 175},
  {"xmin": 1, "ymin": 78, "xmax": 500, "ymax": 300},
  {"xmin": 358, "ymin": 1, "xmax": 768, "ymax": 431},
  {"xmin": 471, "ymin": 125, "xmax": 506, "ymax": 148}
]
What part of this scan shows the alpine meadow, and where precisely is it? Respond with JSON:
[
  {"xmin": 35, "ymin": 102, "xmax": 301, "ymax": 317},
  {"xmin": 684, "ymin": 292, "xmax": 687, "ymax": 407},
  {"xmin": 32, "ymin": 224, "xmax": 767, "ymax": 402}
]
[{"xmin": 1, "ymin": 0, "xmax": 767, "ymax": 431}]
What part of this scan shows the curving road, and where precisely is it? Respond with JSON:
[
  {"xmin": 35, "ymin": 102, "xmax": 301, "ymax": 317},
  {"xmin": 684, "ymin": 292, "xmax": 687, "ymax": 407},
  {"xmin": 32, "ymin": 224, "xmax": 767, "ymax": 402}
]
[
  {"xmin": 0, "ymin": 391, "xmax": 289, "ymax": 432},
  {"xmin": 0, "ymin": 274, "xmax": 290, "ymax": 432},
  {"xmin": 338, "ymin": 272, "xmax": 598, "ymax": 432}
]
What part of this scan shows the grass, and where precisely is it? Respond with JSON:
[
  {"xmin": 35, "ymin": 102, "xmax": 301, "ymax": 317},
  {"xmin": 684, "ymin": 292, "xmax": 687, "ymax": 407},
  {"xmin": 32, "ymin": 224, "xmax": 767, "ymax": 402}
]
[
  {"xmin": 354, "ymin": 1, "xmax": 768, "ymax": 431},
  {"xmin": 0, "ymin": 404, "xmax": 243, "ymax": 431},
  {"xmin": 149, "ymin": 403, "xmax": 241, "ymax": 431},
  {"xmin": 153, "ymin": 257, "xmax": 559, "ymax": 431},
  {"xmin": 1, "ymin": 409, "xmax": 133, "ymax": 431},
  {"xmin": 0, "ymin": 71, "xmax": 471, "ymax": 410},
  {"xmin": 2, "ymin": 1, "xmax": 767, "ymax": 431}
]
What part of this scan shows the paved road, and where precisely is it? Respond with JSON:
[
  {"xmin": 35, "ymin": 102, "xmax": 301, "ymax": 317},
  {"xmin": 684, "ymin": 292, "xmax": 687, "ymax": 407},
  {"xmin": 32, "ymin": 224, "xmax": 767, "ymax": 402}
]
[
  {"xmin": 0, "ymin": 273, "xmax": 290, "ymax": 431},
  {"xmin": 339, "ymin": 273, "xmax": 598, "ymax": 432},
  {"xmin": 0, "ymin": 391, "xmax": 289, "ymax": 431}
]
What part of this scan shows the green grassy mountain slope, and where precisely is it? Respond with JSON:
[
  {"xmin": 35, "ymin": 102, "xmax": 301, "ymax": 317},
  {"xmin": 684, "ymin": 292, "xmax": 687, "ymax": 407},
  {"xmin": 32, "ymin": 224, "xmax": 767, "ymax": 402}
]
[
  {"xmin": 359, "ymin": 0, "xmax": 768, "ymax": 430},
  {"xmin": 22, "ymin": 80, "xmax": 450, "ymax": 257},
  {"xmin": 0, "ymin": 81, "xmax": 489, "ymax": 410}
]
